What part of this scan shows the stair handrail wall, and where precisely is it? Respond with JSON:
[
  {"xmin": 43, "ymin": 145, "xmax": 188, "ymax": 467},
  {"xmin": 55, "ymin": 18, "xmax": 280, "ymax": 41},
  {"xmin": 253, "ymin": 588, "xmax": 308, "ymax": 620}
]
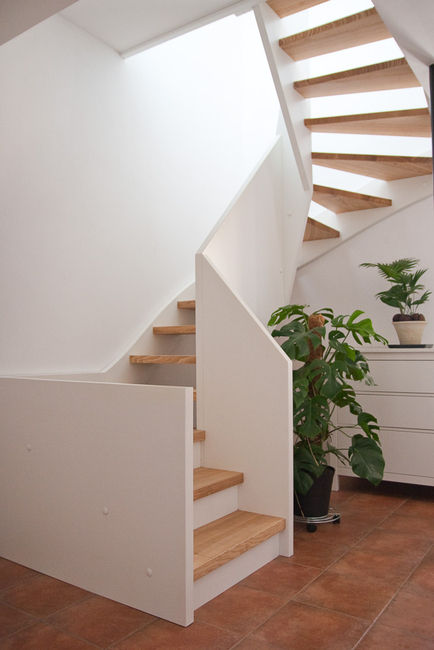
[
  {"xmin": 196, "ymin": 137, "xmax": 300, "ymax": 556},
  {"xmin": 0, "ymin": 377, "xmax": 194, "ymax": 626}
]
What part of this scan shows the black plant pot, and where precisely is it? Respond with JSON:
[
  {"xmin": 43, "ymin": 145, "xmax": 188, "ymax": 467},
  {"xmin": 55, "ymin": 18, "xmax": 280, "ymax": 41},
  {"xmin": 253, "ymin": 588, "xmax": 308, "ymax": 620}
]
[{"xmin": 294, "ymin": 465, "xmax": 335, "ymax": 518}]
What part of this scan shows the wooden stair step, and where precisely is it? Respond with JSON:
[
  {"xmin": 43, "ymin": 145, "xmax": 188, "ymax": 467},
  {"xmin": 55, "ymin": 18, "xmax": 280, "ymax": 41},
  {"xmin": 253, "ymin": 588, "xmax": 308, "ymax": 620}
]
[
  {"xmin": 304, "ymin": 217, "xmax": 340, "ymax": 241},
  {"xmin": 194, "ymin": 510, "xmax": 286, "ymax": 581},
  {"xmin": 193, "ymin": 429, "xmax": 205, "ymax": 443},
  {"xmin": 294, "ymin": 58, "xmax": 420, "ymax": 98},
  {"xmin": 194, "ymin": 467, "xmax": 244, "ymax": 501},
  {"xmin": 280, "ymin": 8, "xmax": 390, "ymax": 61},
  {"xmin": 177, "ymin": 300, "xmax": 196, "ymax": 310},
  {"xmin": 304, "ymin": 108, "xmax": 431, "ymax": 137},
  {"xmin": 267, "ymin": 0, "xmax": 328, "ymax": 18},
  {"xmin": 313, "ymin": 184, "xmax": 392, "ymax": 213},
  {"xmin": 153, "ymin": 325, "xmax": 196, "ymax": 335},
  {"xmin": 312, "ymin": 153, "xmax": 432, "ymax": 180},
  {"xmin": 129, "ymin": 355, "xmax": 196, "ymax": 365}
]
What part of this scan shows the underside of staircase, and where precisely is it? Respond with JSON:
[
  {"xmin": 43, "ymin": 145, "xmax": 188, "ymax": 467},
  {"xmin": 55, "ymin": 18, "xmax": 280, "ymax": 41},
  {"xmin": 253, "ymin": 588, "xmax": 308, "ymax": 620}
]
[{"xmin": 267, "ymin": 0, "xmax": 432, "ymax": 244}]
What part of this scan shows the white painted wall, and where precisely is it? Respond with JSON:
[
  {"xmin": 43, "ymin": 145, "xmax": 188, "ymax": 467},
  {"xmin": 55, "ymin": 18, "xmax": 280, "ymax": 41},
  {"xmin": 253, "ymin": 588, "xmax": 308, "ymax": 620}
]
[
  {"xmin": 0, "ymin": 10, "xmax": 278, "ymax": 376},
  {"xmin": 293, "ymin": 196, "xmax": 434, "ymax": 345},
  {"xmin": 0, "ymin": 378, "xmax": 194, "ymax": 625}
]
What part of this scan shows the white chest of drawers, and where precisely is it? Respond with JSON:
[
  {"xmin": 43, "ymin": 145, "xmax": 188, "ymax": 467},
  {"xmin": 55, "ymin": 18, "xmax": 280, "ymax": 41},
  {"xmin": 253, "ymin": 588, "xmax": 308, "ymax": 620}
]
[{"xmin": 336, "ymin": 347, "xmax": 434, "ymax": 487}]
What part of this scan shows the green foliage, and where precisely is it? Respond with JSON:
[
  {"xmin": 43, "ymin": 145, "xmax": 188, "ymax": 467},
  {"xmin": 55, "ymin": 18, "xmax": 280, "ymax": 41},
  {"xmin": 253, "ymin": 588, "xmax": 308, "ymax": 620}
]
[
  {"xmin": 361, "ymin": 258, "xmax": 431, "ymax": 315},
  {"xmin": 268, "ymin": 304, "xmax": 387, "ymax": 495}
]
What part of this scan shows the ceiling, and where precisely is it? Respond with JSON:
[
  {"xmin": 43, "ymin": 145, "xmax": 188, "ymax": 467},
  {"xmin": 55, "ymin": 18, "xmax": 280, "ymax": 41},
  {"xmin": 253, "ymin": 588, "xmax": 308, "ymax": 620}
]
[{"xmin": 60, "ymin": 0, "xmax": 258, "ymax": 56}]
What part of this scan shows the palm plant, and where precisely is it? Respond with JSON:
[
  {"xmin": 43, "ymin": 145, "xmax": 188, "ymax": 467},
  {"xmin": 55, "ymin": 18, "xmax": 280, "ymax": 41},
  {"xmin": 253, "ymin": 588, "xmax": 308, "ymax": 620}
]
[
  {"xmin": 360, "ymin": 258, "xmax": 431, "ymax": 320},
  {"xmin": 268, "ymin": 304, "xmax": 387, "ymax": 496}
]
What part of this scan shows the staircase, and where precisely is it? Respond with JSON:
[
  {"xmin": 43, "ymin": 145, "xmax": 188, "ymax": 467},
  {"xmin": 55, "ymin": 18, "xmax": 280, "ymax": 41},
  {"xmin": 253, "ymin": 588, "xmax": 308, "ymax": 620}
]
[
  {"xmin": 130, "ymin": 297, "xmax": 286, "ymax": 608},
  {"xmin": 267, "ymin": 0, "xmax": 432, "ymax": 244}
]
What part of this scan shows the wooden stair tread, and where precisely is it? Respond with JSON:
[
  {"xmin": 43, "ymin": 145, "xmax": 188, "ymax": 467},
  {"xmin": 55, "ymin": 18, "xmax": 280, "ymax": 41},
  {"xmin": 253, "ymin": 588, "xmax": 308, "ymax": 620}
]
[
  {"xmin": 280, "ymin": 8, "xmax": 390, "ymax": 61},
  {"xmin": 312, "ymin": 153, "xmax": 432, "ymax": 180},
  {"xmin": 153, "ymin": 325, "xmax": 196, "ymax": 335},
  {"xmin": 129, "ymin": 355, "xmax": 196, "ymax": 365},
  {"xmin": 177, "ymin": 300, "xmax": 196, "ymax": 310},
  {"xmin": 304, "ymin": 108, "xmax": 431, "ymax": 137},
  {"xmin": 194, "ymin": 467, "xmax": 244, "ymax": 501},
  {"xmin": 294, "ymin": 58, "xmax": 420, "ymax": 98},
  {"xmin": 267, "ymin": 0, "xmax": 328, "ymax": 17},
  {"xmin": 193, "ymin": 429, "xmax": 205, "ymax": 443},
  {"xmin": 304, "ymin": 217, "xmax": 340, "ymax": 241},
  {"xmin": 313, "ymin": 184, "xmax": 392, "ymax": 214},
  {"xmin": 194, "ymin": 510, "xmax": 286, "ymax": 581}
]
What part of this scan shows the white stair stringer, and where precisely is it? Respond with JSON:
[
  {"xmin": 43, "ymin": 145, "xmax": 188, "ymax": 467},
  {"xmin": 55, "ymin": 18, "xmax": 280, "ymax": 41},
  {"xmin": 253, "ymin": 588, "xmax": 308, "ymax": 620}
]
[
  {"xmin": 194, "ymin": 486, "xmax": 239, "ymax": 529},
  {"xmin": 193, "ymin": 439, "xmax": 202, "ymax": 469},
  {"xmin": 299, "ymin": 174, "xmax": 433, "ymax": 268},
  {"xmin": 194, "ymin": 534, "xmax": 280, "ymax": 610}
]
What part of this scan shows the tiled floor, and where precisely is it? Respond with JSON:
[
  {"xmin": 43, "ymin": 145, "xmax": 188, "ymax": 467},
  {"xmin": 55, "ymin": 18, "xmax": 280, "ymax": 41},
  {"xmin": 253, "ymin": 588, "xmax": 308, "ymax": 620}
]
[{"xmin": 1, "ymin": 477, "xmax": 434, "ymax": 649}]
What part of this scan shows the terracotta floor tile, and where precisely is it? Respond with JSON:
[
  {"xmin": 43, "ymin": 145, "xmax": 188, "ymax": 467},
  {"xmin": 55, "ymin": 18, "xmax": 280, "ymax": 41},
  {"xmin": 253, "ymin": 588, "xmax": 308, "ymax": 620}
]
[
  {"xmin": 240, "ymin": 558, "xmax": 320, "ymax": 599},
  {"xmin": 294, "ymin": 513, "xmax": 375, "ymax": 546},
  {"xmin": 0, "ymin": 602, "xmax": 35, "ymax": 639},
  {"xmin": 1, "ymin": 574, "xmax": 90, "ymax": 617},
  {"xmin": 252, "ymin": 601, "xmax": 368, "ymax": 650},
  {"xmin": 380, "ymin": 513, "xmax": 434, "ymax": 540},
  {"xmin": 112, "ymin": 619, "xmax": 239, "ymax": 649},
  {"xmin": 403, "ymin": 558, "xmax": 434, "ymax": 598},
  {"xmin": 357, "ymin": 623, "xmax": 434, "ymax": 649},
  {"xmin": 1, "ymin": 622, "xmax": 96, "ymax": 649},
  {"xmin": 341, "ymin": 492, "xmax": 406, "ymax": 514},
  {"xmin": 0, "ymin": 559, "xmax": 39, "ymax": 591},
  {"xmin": 295, "ymin": 570, "xmax": 395, "ymax": 621},
  {"xmin": 195, "ymin": 584, "xmax": 284, "ymax": 635},
  {"xmin": 234, "ymin": 637, "xmax": 280, "ymax": 649},
  {"xmin": 48, "ymin": 595, "xmax": 155, "ymax": 646},
  {"xmin": 355, "ymin": 528, "xmax": 432, "ymax": 560},
  {"xmin": 379, "ymin": 591, "xmax": 434, "ymax": 640},
  {"xmin": 331, "ymin": 547, "xmax": 418, "ymax": 586},
  {"xmin": 288, "ymin": 536, "xmax": 348, "ymax": 569},
  {"xmin": 395, "ymin": 499, "xmax": 434, "ymax": 519}
]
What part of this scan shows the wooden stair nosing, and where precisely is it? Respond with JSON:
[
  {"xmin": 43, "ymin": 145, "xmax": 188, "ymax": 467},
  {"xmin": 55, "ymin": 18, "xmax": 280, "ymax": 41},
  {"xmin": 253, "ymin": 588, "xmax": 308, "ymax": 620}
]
[
  {"xmin": 312, "ymin": 153, "xmax": 433, "ymax": 181},
  {"xmin": 193, "ymin": 467, "xmax": 244, "ymax": 501},
  {"xmin": 304, "ymin": 217, "xmax": 340, "ymax": 241},
  {"xmin": 193, "ymin": 429, "xmax": 205, "ymax": 443},
  {"xmin": 194, "ymin": 510, "xmax": 286, "ymax": 581},
  {"xmin": 129, "ymin": 354, "xmax": 196, "ymax": 365},
  {"xmin": 267, "ymin": 0, "xmax": 328, "ymax": 18},
  {"xmin": 279, "ymin": 8, "xmax": 390, "ymax": 61},
  {"xmin": 294, "ymin": 58, "xmax": 420, "ymax": 98},
  {"xmin": 153, "ymin": 325, "xmax": 196, "ymax": 335},
  {"xmin": 177, "ymin": 300, "xmax": 196, "ymax": 310},
  {"xmin": 313, "ymin": 184, "xmax": 392, "ymax": 214},
  {"xmin": 304, "ymin": 108, "xmax": 431, "ymax": 137}
]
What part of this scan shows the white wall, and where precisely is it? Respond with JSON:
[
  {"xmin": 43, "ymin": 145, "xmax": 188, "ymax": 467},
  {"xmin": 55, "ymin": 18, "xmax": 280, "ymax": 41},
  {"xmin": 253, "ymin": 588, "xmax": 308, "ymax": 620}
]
[
  {"xmin": 292, "ymin": 196, "xmax": 434, "ymax": 345},
  {"xmin": 0, "ymin": 10, "xmax": 278, "ymax": 376}
]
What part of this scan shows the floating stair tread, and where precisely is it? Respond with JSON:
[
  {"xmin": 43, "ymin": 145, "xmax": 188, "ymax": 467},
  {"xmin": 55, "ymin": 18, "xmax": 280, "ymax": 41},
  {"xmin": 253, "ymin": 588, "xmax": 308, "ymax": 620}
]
[
  {"xmin": 193, "ymin": 429, "xmax": 205, "ymax": 443},
  {"xmin": 177, "ymin": 300, "xmax": 196, "ymax": 310},
  {"xmin": 194, "ymin": 510, "xmax": 286, "ymax": 581},
  {"xmin": 313, "ymin": 185, "xmax": 392, "ymax": 214},
  {"xmin": 153, "ymin": 325, "xmax": 196, "ymax": 335},
  {"xmin": 267, "ymin": 0, "xmax": 328, "ymax": 17},
  {"xmin": 129, "ymin": 355, "xmax": 196, "ymax": 365},
  {"xmin": 304, "ymin": 217, "xmax": 340, "ymax": 241},
  {"xmin": 305, "ymin": 108, "xmax": 431, "ymax": 137},
  {"xmin": 312, "ymin": 153, "xmax": 433, "ymax": 180},
  {"xmin": 194, "ymin": 467, "xmax": 244, "ymax": 501},
  {"xmin": 280, "ymin": 8, "xmax": 390, "ymax": 61},
  {"xmin": 294, "ymin": 58, "xmax": 420, "ymax": 98}
]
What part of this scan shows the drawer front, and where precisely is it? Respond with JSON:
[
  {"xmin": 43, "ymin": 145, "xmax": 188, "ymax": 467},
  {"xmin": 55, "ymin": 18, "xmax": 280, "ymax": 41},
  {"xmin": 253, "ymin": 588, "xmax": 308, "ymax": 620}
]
[
  {"xmin": 360, "ymin": 360, "xmax": 434, "ymax": 394},
  {"xmin": 337, "ymin": 429, "xmax": 434, "ymax": 479},
  {"xmin": 337, "ymin": 394, "xmax": 434, "ymax": 431}
]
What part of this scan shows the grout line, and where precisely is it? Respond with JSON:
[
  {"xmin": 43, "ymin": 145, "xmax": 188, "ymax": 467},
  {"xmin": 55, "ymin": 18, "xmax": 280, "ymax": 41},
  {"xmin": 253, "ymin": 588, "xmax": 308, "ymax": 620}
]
[{"xmin": 105, "ymin": 617, "xmax": 160, "ymax": 649}]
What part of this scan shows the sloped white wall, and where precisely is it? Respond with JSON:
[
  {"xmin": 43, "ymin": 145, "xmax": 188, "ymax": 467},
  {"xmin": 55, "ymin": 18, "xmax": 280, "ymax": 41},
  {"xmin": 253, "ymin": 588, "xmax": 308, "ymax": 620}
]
[
  {"xmin": 292, "ymin": 196, "xmax": 434, "ymax": 345},
  {"xmin": 0, "ymin": 10, "xmax": 278, "ymax": 376}
]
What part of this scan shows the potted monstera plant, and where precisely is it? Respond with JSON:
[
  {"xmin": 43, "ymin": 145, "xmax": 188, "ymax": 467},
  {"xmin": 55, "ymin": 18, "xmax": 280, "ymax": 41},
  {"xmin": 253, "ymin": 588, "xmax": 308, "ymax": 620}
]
[
  {"xmin": 360, "ymin": 258, "xmax": 431, "ymax": 345},
  {"xmin": 268, "ymin": 305, "xmax": 387, "ymax": 519}
]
